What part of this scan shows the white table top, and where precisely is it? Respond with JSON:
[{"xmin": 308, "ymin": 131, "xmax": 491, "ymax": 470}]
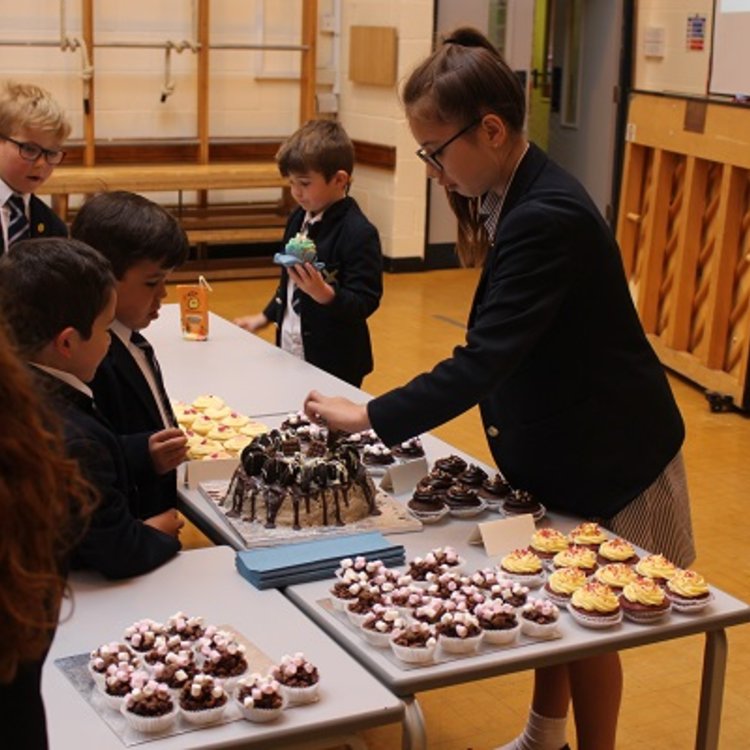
[
  {"xmin": 43, "ymin": 546, "xmax": 403, "ymax": 749},
  {"xmin": 148, "ymin": 305, "xmax": 366, "ymax": 418}
]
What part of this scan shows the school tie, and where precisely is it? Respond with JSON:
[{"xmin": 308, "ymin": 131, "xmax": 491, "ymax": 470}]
[
  {"xmin": 130, "ymin": 330, "xmax": 177, "ymax": 427},
  {"xmin": 6, "ymin": 193, "xmax": 30, "ymax": 248}
]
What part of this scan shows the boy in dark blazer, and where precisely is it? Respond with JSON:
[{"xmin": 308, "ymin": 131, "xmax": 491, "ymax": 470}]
[
  {"xmin": 0, "ymin": 81, "xmax": 69, "ymax": 255},
  {"xmin": 71, "ymin": 191, "xmax": 189, "ymax": 517},
  {"xmin": 0, "ymin": 238, "xmax": 182, "ymax": 579},
  {"xmin": 235, "ymin": 120, "xmax": 382, "ymax": 387}
]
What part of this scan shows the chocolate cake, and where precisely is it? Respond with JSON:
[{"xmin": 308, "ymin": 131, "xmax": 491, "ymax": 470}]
[{"xmin": 222, "ymin": 430, "xmax": 379, "ymax": 529}]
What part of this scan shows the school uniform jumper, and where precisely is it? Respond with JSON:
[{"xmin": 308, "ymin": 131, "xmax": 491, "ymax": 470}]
[
  {"xmin": 263, "ymin": 197, "xmax": 383, "ymax": 386},
  {"xmin": 91, "ymin": 331, "xmax": 178, "ymax": 517},
  {"xmin": 368, "ymin": 143, "xmax": 684, "ymax": 520},
  {"xmin": 35, "ymin": 370, "xmax": 180, "ymax": 579}
]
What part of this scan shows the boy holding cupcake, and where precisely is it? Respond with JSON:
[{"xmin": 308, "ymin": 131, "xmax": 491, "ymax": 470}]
[
  {"xmin": 0, "ymin": 238, "xmax": 182, "ymax": 578},
  {"xmin": 71, "ymin": 191, "xmax": 189, "ymax": 516},
  {"xmin": 234, "ymin": 119, "xmax": 383, "ymax": 387}
]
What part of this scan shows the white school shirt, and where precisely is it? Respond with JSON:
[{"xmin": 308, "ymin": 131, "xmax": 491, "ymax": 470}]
[
  {"xmin": 280, "ymin": 210, "xmax": 323, "ymax": 359},
  {"xmin": 30, "ymin": 362, "xmax": 93, "ymax": 399}
]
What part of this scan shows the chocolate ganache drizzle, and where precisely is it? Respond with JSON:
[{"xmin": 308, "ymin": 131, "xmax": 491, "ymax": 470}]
[{"xmin": 223, "ymin": 430, "xmax": 378, "ymax": 529}]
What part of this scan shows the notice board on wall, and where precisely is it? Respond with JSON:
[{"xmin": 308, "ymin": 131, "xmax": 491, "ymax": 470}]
[{"xmin": 710, "ymin": 0, "xmax": 750, "ymax": 96}]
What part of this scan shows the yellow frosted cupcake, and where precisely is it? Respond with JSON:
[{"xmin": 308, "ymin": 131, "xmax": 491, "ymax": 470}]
[
  {"xmin": 619, "ymin": 577, "xmax": 671, "ymax": 623},
  {"xmin": 203, "ymin": 451, "xmax": 233, "ymax": 461},
  {"xmin": 666, "ymin": 569, "xmax": 713, "ymax": 613},
  {"xmin": 569, "ymin": 581, "xmax": 622, "ymax": 628},
  {"xmin": 240, "ymin": 421, "xmax": 269, "ymax": 438},
  {"xmin": 595, "ymin": 563, "xmax": 639, "ymax": 590},
  {"xmin": 204, "ymin": 405, "xmax": 232, "ymax": 421},
  {"xmin": 544, "ymin": 566, "xmax": 587, "ymax": 607},
  {"xmin": 635, "ymin": 554, "xmax": 677, "ymax": 584},
  {"xmin": 598, "ymin": 537, "xmax": 639, "ymax": 565},
  {"xmin": 568, "ymin": 522, "xmax": 608, "ymax": 549},
  {"xmin": 192, "ymin": 395, "xmax": 225, "ymax": 411},
  {"xmin": 224, "ymin": 435, "xmax": 253, "ymax": 455},
  {"xmin": 173, "ymin": 404, "xmax": 200, "ymax": 427},
  {"xmin": 206, "ymin": 424, "xmax": 239, "ymax": 443},
  {"xmin": 221, "ymin": 412, "xmax": 251, "ymax": 429},
  {"xmin": 552, "ymin": 545, "xmax": 598, "ymax": 575},
  {"xmin": 188, "ymin": 439, "xmax": 222, "ymax": 458},
  {"xmin": 500, "ymin": 549, "xmax": 545, "ymax": 588},
  {"xmin": 530, "ymin": 528, "xmax": 569, "ymax": 560},
  {"xmin": 191, "ymin": 414, "xmax": 216, "ymax": 436}
]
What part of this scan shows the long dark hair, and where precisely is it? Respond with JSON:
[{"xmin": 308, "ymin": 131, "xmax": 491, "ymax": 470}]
[
  {"xmin": 402, "ymin": 27, "xmax": 525, "ymax": 266},
  {"xmin": 0, "ymin": 316, "xmax": 93, "ymax": 682}
]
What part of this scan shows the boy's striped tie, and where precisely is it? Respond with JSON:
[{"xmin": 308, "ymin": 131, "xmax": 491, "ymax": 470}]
[{"xmin": 6, "ymin": 193, "xmax": 30, "ymax": 248}]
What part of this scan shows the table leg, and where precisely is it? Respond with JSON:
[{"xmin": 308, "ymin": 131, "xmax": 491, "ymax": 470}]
[
  {"xmin": 402, "ymin": 695, "xmax": 427, "ymax": 750},
  {"xmin": 695, "ymin": 628, "xmax": 727, "ymax": 750}
]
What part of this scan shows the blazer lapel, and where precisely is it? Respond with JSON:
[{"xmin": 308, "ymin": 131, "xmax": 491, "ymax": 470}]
[{"xmin": 109, "ymin": 335, "xmax": 164, "ymax": 426}]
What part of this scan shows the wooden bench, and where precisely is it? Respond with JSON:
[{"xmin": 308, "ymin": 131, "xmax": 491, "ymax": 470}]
[{"xmin": 39, "ymin": 161, "xmax": 290, "ymax": 261}]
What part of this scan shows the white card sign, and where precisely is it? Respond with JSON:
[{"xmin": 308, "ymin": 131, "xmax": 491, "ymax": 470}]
[
  {"xmin": 379, "ymin": 457, "xmax": 429, "ymax": 496},
  {"xmin": 467, "ymin": 514, "xmax": 536, "ymax": 558}
]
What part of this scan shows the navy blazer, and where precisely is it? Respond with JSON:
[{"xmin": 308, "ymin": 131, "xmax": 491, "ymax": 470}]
[
  {"xmin": 90, "ymin": 333, "xmax": 177, "ymax": 516},
  {"xmin": 263, "ymin": 197, "xmax": 383, "ymax": 386},
  {"xmin": 368, "ymin": 144, "xmax": 684, "ymax": 519},
  {"xmin": 1, "ymin": 194, "xmax": 67, "ymax": 254},
  {"xmin": 35, "ymin": 371, "xmax": 180, "ymax": 579}
]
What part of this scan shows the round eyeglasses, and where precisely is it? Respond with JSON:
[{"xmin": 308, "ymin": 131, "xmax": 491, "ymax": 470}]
[
  {"xmin": 415, "ymin": 118, "xmax": 482, "ymax": 171},
  {"xmin": 0, "ymin": 134, "xmax": 66, "ymax": 166}
]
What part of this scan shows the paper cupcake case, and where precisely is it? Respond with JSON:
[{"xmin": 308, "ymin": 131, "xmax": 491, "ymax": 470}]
[
  {"xmin": 119, "ymin": 701, "xmax": 179, "ymax": 734},
  {"xmin": 438, "ymin": 632, "xmax": 484, "ymax": 655},
  {"xmin": 179, "ymin": 701, "xmax": 229, "ymax": 726},
  {"xmin": 278, "ymin": 681, "xmax": 320, "ymax": 705},
  {"xmin": 389, "ymin": 639, "xmax": 438, "ymax": 665},
  {"xmin": 481, "ymin": 622, "xmax": 521, "ymax": 646},
  {"xmin": 667, "ymin": 590, "xmax": 714, "ymax": 614},
  {"xmin": 568, "ymin": 606, "xmax": 623, "ymax": 630}
]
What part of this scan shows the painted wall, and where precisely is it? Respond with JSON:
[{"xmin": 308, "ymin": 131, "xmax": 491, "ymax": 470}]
[
  {"xmin": 633, "ymin": 0, "xmax": 713, "ymax": 95},
  {"xmin": 0, "ymin": 0, "xmax": 432, "ymax": 260}
]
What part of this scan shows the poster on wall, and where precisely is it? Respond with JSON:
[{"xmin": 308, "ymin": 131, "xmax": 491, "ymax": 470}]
[
  {"xmin": 710, "ymin": 0, "xmax": 750, "ymax": 96},
  {"xmin": 686, "ymin": 15, "xmax": 706, "ymax": 51}
]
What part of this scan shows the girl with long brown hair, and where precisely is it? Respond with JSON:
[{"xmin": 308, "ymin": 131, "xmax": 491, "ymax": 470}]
[{"xmin": 0, "ymin": 314, "xmax": 92, "ymax": 749}]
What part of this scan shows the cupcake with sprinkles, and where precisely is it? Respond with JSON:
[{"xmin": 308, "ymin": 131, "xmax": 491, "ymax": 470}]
[
  {"xmin": 595, "ymin": 563, "xmax": 639, "ymax": 591},
  {"xmin": 552, "ymin": 545, "xmax": 598, "ymax": 576},
  {"xmin": 666, "ymin": 569, "xmax": 713, "ymax": 613},
  {"xmin": 544, "ymin": 566, "xmax": 587, "ymax": 608},
  {"xmin": 569, "ymin": 581, "xmax": 622, "ymax": 629},
  {"xmin": 635, "ymin": 553, "xmax": 677, "ymax": 584},
  {"xmin": 567, "ymin": 521, "xmax": 608, "ymax": 549},
  {"xmin": 597, "ymin": 537, "xmax": 639, "ymax": 566},
  {"xmin": 619, "ymin": 577, "xmax": 671, "ymax": 624},
  {"xmin": 500, "ymin": 548, "xmax": 545, "ymax": 588}
]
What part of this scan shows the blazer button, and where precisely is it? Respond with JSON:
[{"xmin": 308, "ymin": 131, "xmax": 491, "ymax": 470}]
[{"xmin": 486, "ymin": 425, "xmax": 500, "ymax": 438}]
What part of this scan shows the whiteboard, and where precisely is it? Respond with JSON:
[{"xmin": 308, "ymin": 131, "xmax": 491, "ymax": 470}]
[{"xmin": 710, "ymin": 0, "xmax": 750, "ymax": 96}]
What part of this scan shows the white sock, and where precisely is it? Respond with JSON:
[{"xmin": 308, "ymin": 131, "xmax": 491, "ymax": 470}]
[{"xmin": 495, "ymin": 709, "xmax": 568, "ymax": 750}]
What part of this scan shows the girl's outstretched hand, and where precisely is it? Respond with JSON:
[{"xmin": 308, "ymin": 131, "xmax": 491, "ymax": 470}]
[{"xmin": 303, "ymin": 390, "xmax": 371, "ymax": 433}]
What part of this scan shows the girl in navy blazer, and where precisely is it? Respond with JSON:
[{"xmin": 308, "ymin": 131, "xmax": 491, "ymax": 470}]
[{"xmin": 305, "ymin": 28, "xmax": 694, "ymax": 750}]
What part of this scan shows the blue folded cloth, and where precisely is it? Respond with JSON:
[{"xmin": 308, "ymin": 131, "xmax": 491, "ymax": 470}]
[{"xmin": 235, "ymin": 532, "xmax": 404, "ymax": 589}]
